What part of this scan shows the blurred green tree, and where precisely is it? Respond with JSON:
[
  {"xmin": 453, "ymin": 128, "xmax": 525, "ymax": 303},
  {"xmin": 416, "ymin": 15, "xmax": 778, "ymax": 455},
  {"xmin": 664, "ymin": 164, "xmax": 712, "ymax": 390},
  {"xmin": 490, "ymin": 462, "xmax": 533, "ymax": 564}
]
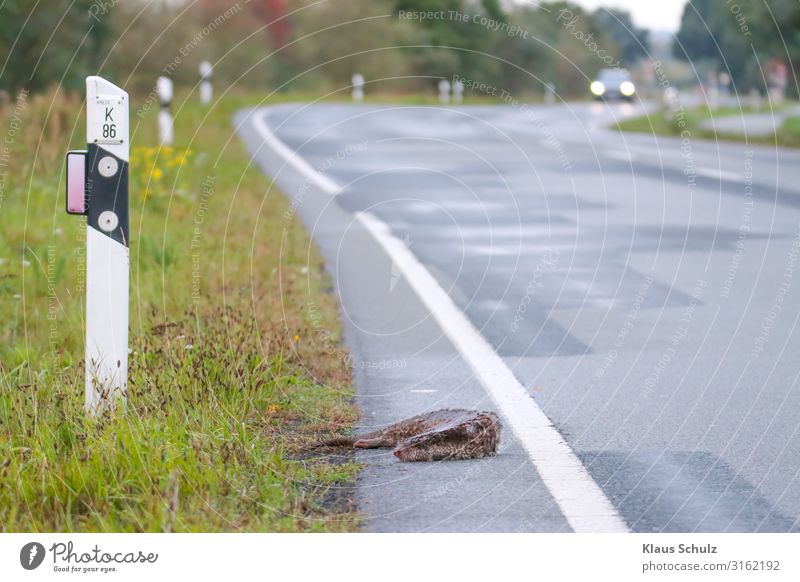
[
  {"xmin": 489, "ymin": 2, "xmax": 624, "ymax": 97},
  {"xmin": 391, "ymin": 0, "xmax": 505, "ymax": 90},
  {"xmin": 591, "ymin": 8, "xmax": 649, "ymax": 66},
  {"xmin": 673, "ymin": 0, "xmax": 722, "ymax": 63},
  {"xmin": 673, "ymin": 0, "xmax": 800, "ymax": 95},
  {"xmin": 0, "ymin": 0, "xmax": 110, "ymax": 94}
]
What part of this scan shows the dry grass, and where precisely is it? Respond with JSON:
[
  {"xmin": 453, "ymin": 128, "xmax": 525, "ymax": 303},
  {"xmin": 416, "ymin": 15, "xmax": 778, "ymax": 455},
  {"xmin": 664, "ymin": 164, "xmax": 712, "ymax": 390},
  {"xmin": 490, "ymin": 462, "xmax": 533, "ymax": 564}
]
[{"xmin": 0, "ymin": 87, "xmax": 360, "ymax": 532}]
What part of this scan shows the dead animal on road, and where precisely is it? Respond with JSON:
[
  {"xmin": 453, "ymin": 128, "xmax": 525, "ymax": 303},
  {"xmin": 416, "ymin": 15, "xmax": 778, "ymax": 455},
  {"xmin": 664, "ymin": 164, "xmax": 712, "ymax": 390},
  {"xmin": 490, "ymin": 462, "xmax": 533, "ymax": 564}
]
[{"xmin": 315, "ymin": 409, "xmax": 501, "ymax": 462}]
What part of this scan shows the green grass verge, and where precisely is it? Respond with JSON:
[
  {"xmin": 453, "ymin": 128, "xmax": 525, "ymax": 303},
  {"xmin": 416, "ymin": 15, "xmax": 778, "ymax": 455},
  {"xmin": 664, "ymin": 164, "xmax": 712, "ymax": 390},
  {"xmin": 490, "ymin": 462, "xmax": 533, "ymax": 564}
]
[
  {"xmin": 780, "ymin": 116, "xmax": 800, "ymax": 147},
  {"xmin": 615, "ymin": 103, "xmax": 800, "ymax": 148},
  {"xmin": 0, "ymin": 88, "xmax": 359, "ymax": 532}
]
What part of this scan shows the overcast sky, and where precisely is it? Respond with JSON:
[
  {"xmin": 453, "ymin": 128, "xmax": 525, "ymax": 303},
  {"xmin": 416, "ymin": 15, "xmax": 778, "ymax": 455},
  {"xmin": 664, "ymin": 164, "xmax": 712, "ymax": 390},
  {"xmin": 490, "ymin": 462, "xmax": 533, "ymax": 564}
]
[{"xmin": 557, "ymin": 0, "xmax": 688, "ymax": 32}]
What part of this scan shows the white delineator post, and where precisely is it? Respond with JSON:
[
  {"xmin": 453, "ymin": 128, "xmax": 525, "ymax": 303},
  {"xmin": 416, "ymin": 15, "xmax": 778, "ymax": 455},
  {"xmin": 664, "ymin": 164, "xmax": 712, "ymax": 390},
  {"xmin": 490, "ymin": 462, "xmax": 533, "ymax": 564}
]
[
  {"xmin": 438, "ymin": 79, "xmax": 451, "ymax": 104},
  {"xmin": 351, "ymin": 73, "xmax": 364, "ymax": 102},
  {"xmin": 199, "ymin": 61, "xmax": 213, "ymax": 104},
  {"xmin": 452, "ymin": 79, "xmax": 464, "ymax": 103},
  {"xmin": 79, "ymin": 76, "xmax": 130, "ymax": 413},
  {"xmin": 157, "ymin": 76, "xmax": 174, "ymax": 146},
  {"xmin": 544, "ymin": 82, "xmax": 556, "ymax": 105}
]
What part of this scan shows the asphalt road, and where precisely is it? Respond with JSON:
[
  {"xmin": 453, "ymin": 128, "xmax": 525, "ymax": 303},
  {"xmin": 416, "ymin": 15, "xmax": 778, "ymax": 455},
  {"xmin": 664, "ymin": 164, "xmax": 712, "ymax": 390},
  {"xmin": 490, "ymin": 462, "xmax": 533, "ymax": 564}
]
[{"xmin": 235, "ymin": 100, "xmax": 800, "ymax": 532}]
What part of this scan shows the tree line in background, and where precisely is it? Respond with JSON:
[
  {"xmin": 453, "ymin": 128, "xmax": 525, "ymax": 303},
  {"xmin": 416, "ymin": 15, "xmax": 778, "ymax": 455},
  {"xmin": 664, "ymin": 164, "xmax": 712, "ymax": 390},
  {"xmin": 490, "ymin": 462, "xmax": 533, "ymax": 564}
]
[
  {"xmin": 0, "ymin": 0, "xmax": 649, "ymax": 98},
  {"xmin": 0, "ymin": 0, "xmax": 797, "ymax": 100},
  {"xmin": 674, "ymin": 0, "xmax": 799, "ymax": 96}
]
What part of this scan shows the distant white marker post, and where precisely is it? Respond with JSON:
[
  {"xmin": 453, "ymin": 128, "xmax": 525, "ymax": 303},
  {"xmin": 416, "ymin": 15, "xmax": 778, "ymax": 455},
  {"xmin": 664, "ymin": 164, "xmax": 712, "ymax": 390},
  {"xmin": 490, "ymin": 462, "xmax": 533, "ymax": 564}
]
[
  {"xmin": 157, "ymin": 76, "xmax": 174, "ymax": 146},
  {"xmin": 352, "ymin": 73, "xmax": 364, "ymax": 102},
  {"xmin": 544, "ymin": 82, "xmax": 556, "ymax": 105},
  {"xmin": 65, "ymin": 76, "xmax": 130, "ymax": 413},
  {"xmin": 452, "ymin": 79, "xmax": 464, "ymax": 104},
  {"xmin": 438, "ymin": 79, "xmax": 451, "ymax": 104},
  {"xmin": 199, "ymin": 61, "xmax": 212, "ymax": 105}
]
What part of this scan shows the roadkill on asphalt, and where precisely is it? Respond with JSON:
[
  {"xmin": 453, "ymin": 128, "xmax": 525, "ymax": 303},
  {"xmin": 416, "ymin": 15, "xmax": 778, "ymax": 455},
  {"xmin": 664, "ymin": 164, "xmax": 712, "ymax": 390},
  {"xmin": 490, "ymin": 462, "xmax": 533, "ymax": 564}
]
[{"xmin": 316, "ymin": 409, "xmax": 501, "ymax": 462}]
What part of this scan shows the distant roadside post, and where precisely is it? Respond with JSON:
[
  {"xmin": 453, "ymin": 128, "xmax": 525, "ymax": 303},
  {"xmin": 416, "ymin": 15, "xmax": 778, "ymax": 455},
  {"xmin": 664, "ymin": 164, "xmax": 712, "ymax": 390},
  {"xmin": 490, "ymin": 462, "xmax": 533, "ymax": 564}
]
[
  {"xmin": 544, "ymin": 82, "xmax": 556, "ymax": 105},
  {"xmin": 748, "ymin": 88, "xmax": 762, "ymax": 110},
  {"xmin": 199, "ymin": 61, "xmax": 213, "ymax": 104},
  {"xmin": 706, "ymin": 72, "xmax": 719, "ymax": 110},
  {"xmin": 65, "ymin": 76, "xmax": 130, "ymax": 413},
  {"xmin": 157, "ymin": 76, "xmax": 174, "ymax": 146},
  {"xmin": 719, "ymin": 72, "xmax": 731, "ymax": 98},
  {"xmin": 767, "ymin": 59, "xmax": 787, "ymax": 105},
  {"xmin": 453, "ymin": 79, "xmax": 464, "ymax": 103},
  {"xmin": 662, "ymin": 87, "xmax": 677, "ymax": 122},
  {"xmin": 352, "ymin": 73, "xmax": 364, "ymax": 102},
  {"xmin": 438, "ymin": 79, "xmax": 451, "ymax": 104}
]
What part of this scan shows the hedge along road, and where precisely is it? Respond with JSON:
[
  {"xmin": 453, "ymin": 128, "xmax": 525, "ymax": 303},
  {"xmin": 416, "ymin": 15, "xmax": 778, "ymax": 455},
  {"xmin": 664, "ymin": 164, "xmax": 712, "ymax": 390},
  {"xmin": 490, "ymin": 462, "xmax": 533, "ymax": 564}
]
[{"xmin": 235, "ymin": 100, "xmax": 800, "ymax": 533}]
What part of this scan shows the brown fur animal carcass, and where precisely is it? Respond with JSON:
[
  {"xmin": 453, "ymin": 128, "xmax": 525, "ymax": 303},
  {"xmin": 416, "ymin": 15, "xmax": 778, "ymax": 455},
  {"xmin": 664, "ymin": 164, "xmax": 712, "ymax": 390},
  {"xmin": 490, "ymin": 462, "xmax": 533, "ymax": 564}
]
[{"xmin": 318, "ymin": 409, "xmax": 501, "ymax": 462}]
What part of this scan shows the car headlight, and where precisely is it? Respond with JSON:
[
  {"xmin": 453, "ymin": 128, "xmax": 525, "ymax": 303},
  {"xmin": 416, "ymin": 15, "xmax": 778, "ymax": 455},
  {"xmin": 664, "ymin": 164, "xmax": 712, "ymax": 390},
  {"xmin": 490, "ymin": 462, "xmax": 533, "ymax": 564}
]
[
  {"xmin": 590, "ymin": 81, "xmax": 605, "ymax": 96},
  {"xmin": 620, "ymin": 81, "xmax": 635, "ymax": 96}
]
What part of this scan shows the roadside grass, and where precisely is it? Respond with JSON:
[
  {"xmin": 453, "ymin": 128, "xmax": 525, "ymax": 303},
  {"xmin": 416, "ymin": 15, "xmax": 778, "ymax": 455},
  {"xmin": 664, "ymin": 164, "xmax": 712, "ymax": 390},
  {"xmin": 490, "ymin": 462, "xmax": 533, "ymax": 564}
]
[
  {"xmin": 346, "ymin": 92, "xmax": 542, "ymax": 105},
  {"xmin": 779, "ymin": 116, "xmax": 800, "ymax": 148},
  {"xmin": 0, "ymin": 87, "xmax": 360, "ymax": 532},
  {"xmin": 225, "ymin": 85, "xmax": 548, "ymax": 106},
  {"xmin": 615, "ymin": 103, "xmax": 800, "ymax": 148}
]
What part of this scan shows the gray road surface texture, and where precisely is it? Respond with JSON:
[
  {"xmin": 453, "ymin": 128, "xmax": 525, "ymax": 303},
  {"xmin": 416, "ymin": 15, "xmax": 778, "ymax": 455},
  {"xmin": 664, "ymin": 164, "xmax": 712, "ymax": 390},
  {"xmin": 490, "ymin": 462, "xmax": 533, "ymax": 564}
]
[{"xmin": 235, "ymin": 100, "xmax": 800, "ymax": 532}]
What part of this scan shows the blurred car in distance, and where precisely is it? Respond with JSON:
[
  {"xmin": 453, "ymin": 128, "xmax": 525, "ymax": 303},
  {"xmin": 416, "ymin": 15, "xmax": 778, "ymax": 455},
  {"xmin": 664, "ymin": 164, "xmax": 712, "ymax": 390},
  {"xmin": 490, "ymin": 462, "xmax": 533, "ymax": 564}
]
[{"xmin": 590, "ymin": 68, "xmax": 636, "ymax": 101}]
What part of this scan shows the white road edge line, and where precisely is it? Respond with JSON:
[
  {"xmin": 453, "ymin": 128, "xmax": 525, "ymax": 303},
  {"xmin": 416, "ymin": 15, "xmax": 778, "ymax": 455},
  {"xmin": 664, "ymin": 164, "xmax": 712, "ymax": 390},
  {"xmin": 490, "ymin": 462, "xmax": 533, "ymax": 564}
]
[
  {"xmin": 251, "ymin": 107, "xmax": 629, "ymax": 533},
  {"xmin": 696, "ymin": 167, "xmax": 742, "ymax": 181},
  {"xmin": 606, "ymin": 150, "xmax": 635, "ymax": 162},
  {"xmin": 253, "ymin": 109, "xmax": 342, "ymax": 194}
]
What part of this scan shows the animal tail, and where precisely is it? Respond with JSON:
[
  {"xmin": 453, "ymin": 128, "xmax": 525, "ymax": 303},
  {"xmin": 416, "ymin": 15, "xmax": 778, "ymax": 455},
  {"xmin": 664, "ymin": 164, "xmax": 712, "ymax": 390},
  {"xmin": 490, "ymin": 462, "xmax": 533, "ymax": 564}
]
[
  {"xmin": 310, "ymin": 431, "xmax": 391, "ymax": 449},
  {"xmin": 312, "ymin": 436, "xmax": 357, "ymax": 448}
]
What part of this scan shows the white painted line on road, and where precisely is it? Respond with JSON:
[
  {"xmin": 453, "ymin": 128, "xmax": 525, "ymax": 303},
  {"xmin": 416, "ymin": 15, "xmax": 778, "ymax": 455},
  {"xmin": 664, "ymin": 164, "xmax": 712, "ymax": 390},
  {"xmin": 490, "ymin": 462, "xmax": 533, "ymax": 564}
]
[
  {"xmin": 250, "ymin": 108, "xmax": 629, "ymax": 533},
  {"xmin": 696, "ymin": 167, "xmax": 742, "ymax": 181},
  {"xmin": 358, "ymin": 212, "xmax": 628, "ymax": 533},
  {"xmin": 409, "ymin": 389, "xmax": 438, "ymax": 394},
  {"xmin": 606, "ymin": 150, "xmax": 635, "ymax": 162},
  {"xmin": 252, "ymin": 109, "xmax": 342, "ymax": 195}
]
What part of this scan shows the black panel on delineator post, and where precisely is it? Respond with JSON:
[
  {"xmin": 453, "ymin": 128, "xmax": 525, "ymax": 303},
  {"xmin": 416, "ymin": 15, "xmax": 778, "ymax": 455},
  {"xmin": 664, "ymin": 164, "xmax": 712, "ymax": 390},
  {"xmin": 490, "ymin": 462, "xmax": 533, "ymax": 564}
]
[{"xmin": 86, "ymin": 143, "xmax": 129, "ymax": 247}]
